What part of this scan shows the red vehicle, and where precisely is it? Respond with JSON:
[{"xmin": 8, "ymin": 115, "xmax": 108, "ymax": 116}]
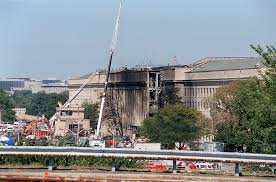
[
  {"xmin": 145, "ymin": 162, "xmax": 168, "ymax": 171},
  {"xmin": 106, "ymin": 139, "xmax": 117, "ymax": 146},
  {"xmin": 144, "ymin": 160, "xmax": 170, "ymax": 171}
]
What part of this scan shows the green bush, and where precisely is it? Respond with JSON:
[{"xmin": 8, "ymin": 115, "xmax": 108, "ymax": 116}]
[{"xmin": 0, "ymin": 156, "xmax": 143, "ymax": 169}]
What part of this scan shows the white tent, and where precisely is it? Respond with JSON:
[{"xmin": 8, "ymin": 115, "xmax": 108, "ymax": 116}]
[{"xmin": 0, "ymin": 136, "xmax": 9, "ymax": 142}]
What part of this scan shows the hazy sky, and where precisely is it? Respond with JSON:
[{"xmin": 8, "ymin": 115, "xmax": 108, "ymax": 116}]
[{"xmin": 0, "ymin": 0, "xmax": 275, "ymax": 79}]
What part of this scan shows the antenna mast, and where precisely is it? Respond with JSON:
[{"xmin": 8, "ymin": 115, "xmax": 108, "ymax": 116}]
[{"xmin": 96, "ymin": 0, "xmax": 123, "ymax": 138}]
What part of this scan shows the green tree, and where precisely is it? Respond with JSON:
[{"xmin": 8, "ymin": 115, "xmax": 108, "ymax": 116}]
[
  {"xmin": 251, "ymin": 45, "xmax": 276, "ymax": 107},
  {"xmin": 159, "ymin": 84, "xmax": 182, "ymax": 108},
  {"xmin": 29, "ymin": 92, "xmax": 50, "ymax": 117},
  {"xmin": 213, "ymin": 45, "xmax": 276, "ymax": 153},
  {"xmin": 11, "ymin": 90, "xmax": 32, "ymax": 111},
  {"xmin": 29, "ymin": 91, "xmax": 68, "ymax": 118},
  {"xmin": 141, "ymin": 104, "xmax": 204, "ymax": 149},
  {"xmin": 83, "ymin": 102, "xmax": 99, "ymax": 129},
  {"xmin": 209, "ymin": 81, "xmax": 242, "ymax": 135},
  {"xmin": 214, "ymin": 78, "xmax": 271, "ymax": 152},
  {"xmin": 0, "ymin": 90, "xmax": 16, "ymax": 123},
  {"xmin": 47, "ymin": 92, "xmax": 69, "ymax": 117}
]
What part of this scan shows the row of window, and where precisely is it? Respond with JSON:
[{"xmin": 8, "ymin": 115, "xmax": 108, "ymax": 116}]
[
  {"xmin": 43, "ymin": 88, "xmax": 68, "ymax": 93},
  {"xmin": 183, "ymin": 87, "xmax": 217, "ymax": 98},
  {"xmin": 0, "ymin": 81, "xmax": 25, "ymax": 90}
]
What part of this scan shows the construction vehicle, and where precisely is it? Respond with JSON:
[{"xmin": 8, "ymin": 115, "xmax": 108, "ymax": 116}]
[{"xmin": 23, "ymin": 118, "xmax": 51, "ymax": 139}]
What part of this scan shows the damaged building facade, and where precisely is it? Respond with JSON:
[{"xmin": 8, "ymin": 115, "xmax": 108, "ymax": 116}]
[
  {"xmin": 66, "ymin": 57, "xmax": 264, "ymax": 137},
  {"xmin": 67, "ymin": 66, "xmax": 168, "ymax": 135}
]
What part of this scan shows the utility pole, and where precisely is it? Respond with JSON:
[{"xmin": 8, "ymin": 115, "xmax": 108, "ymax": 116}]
[{"xmin": 96, "ymin": 0, "xmax": 123, "ymax": 138}]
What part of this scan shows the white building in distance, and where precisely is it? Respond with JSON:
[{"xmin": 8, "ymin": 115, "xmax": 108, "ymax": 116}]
[{"xmin": 0, "ymin": 78, "xmax": 68, "ymax": 94}]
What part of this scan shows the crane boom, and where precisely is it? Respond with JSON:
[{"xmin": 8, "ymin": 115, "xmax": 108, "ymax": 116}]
[
  {"xmin": 63, "ymin": 71, "xmax": 98, "ymax": 108},
  {"xmin": 96, "ymin": 0, "xmax": 123, "ymax": 138},
  {"xmin": 49, "ymin": 71, "xmax": 98, "ymax": 125}
]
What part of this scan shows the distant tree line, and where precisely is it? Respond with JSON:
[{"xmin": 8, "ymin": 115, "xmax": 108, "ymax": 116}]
[
  {"xmin": 83, "ymin": 102, "xmax": 99, "ymax": 129},
  {"xmin": 0, "ymin": 90, "xmax": 16, "ymax": 123},
  {"xmin": 0, "ymin": 90, "xmax": 69, "ymax": 122}
]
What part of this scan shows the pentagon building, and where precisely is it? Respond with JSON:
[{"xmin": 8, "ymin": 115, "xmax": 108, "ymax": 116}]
[{"xmin": 67, "ymin": 57, "xmax": 264, "ymax": 135}]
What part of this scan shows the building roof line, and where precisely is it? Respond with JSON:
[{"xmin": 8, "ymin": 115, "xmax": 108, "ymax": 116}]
[{"xmin": 191, "ymin": 56, "xmax": 259, "ymax": 67}]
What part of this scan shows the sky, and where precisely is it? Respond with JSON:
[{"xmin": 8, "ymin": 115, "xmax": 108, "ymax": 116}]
[{"xmin": 0, "ymin": 0, "xmax": 275, "ymax": 80}]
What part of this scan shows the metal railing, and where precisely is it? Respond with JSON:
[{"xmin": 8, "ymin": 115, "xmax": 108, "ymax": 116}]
[{"xmin": 1, "ymin": 146, "xmax": 276, "ymax": 176}]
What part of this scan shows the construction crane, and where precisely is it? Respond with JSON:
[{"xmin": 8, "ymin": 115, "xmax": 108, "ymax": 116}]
[
  {"xmin": 49, "ymin": 1, "xmax": 123, "ymax": 140},
  {"xmin": 96, "ymin": 0, "xmax": 123, "ymax": 138}
]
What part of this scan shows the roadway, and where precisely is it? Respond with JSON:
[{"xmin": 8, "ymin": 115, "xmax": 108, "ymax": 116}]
[{"xmin": 0, "ymin": 169, "xmax": 275, "ymax": 182}]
